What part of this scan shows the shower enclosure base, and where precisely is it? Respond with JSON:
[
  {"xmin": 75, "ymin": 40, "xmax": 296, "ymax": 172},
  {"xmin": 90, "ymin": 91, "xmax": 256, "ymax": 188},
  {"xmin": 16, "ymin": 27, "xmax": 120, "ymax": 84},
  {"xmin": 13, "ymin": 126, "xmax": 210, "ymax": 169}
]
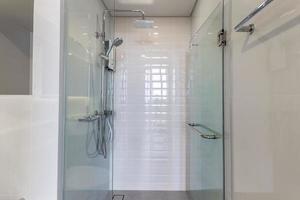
[{"xmin": 113, "ymin": 191, "xmax": 189, "ymax": 200}]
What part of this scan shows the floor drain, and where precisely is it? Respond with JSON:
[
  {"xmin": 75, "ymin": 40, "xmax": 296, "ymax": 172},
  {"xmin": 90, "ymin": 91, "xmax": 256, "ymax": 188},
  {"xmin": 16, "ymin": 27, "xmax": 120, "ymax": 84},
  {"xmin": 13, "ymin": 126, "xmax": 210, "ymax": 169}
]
[{"xmin": 113, "ymin": 194, "xmax": 125, "ymax": 200}]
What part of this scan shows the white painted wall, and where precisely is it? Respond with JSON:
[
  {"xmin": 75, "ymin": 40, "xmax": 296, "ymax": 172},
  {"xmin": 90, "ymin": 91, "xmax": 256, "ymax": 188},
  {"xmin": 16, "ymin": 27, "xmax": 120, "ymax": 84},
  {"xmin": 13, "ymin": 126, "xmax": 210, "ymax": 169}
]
[
  {"xmin": 114, "ymin": 17, "xmax": 191, "ymax": 191},
  {"xmin": 0, "ymin": 0, "xmax": 61, "ymax": 199}
]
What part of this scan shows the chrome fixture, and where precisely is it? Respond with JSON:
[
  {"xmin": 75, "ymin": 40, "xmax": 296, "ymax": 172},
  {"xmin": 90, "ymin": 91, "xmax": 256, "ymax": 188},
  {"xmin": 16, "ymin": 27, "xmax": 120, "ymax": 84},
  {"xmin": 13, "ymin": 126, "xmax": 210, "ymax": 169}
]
[
  {"xmin": 134, "ymin": 19, "xmax": 154, "ymax": 29},
  {"xmin": 106, "ymin": 37, "xmax": 123, "ymax": 56},
  {"xmin": 100, "ymin": 37, "xmax": 123, "ymax": 62},
  {"xmin": 78, "ymin": 113, "xmax": 102, "ymax": 122},
  {"xmin": 78, "ymin": 110, "xmax": 113, "ymax": 122},
  {"xmin": 218, "ymin": 29, "xmax": 227, "ymax": 47},
  {"xmin": 186, "ymin": 122, "xmax": 222, "ymax": 140},
  {"xmin": 78, "ymin": 110, "xmax": 113, "ymax": 158},
  {"xmin": 234, "ymin": 0, "xmax": 274, "ymax": 34}
]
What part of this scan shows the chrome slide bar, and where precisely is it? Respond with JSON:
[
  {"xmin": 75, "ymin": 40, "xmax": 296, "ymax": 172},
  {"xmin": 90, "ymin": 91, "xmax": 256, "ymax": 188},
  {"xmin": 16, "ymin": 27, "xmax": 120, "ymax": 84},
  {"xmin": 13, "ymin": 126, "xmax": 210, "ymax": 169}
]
[
  {"xmin": 186, "ymin": 123, "xmax": 222, "ymax": 140},
  {"xmin": 234, "ymin": 0, "xmax": 274, "ymax": 34}
]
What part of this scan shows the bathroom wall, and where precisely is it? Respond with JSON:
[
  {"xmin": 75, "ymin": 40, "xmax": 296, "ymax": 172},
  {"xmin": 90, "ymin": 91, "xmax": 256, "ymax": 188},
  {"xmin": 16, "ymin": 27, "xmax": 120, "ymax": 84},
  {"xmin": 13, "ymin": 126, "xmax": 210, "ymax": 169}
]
[
  {"xmin": 231, "ymin": 0, "xmax": 300, "ymax": 199},
  {"xmin": 114, "ymin": 17, "xmax": 191, "ymax": 191},
  {"xmin": 0, "ymin": 27, "xmax": 32, "ymax": 94},
  {"xmin": 0, "ymin": 0, "xmax": 33, "ymax": 95},
  {"xmin": 0, "ymin": 0, "xmax": 61, "ymax": 199}
]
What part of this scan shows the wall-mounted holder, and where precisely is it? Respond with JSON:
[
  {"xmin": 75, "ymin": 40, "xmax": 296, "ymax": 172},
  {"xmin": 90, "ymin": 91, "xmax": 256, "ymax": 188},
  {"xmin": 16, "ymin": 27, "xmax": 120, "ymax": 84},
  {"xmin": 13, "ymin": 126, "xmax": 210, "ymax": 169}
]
[
  {"xmin": 234, "ymin": 0, "xmax": 274, "ymax": 34},
  {"xmin": 236, "ymin": 24, "xmax": 255, "ymax": 34}
]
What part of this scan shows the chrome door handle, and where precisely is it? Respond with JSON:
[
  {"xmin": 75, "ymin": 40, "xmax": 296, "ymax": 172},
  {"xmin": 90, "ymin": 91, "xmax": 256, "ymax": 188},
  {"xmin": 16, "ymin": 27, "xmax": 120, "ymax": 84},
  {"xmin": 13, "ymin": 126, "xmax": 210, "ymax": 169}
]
[
  {"xmin": 201, "ymin": 134, "xmax": 222, "ymax": 140},
  {"xmin": 186, "ymin": 122, "xmax": 222, "ymax": 140},
  {"xmin": 187, "ymin": 122, "xmax": 202, "ymax": 127}
]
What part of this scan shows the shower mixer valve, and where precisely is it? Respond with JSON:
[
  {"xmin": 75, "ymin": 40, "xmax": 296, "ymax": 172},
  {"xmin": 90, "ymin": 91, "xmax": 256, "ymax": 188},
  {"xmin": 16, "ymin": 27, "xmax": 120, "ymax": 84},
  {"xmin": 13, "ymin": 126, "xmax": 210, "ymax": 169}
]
[
  {"xmin": 78, "ymin": 110, "xmax": 113, "ymax": 122},
  {"xmin": 78, "ymin": 111, "xmax": 103, "ymax": 122}
]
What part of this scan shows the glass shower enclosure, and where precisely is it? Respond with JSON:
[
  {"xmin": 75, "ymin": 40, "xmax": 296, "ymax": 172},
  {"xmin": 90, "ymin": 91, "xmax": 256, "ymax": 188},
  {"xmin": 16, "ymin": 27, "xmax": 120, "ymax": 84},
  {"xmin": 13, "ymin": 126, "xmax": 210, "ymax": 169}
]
[
  {"xmin": 61, "ymin": 0, "xmax": 116, "ymax": 200},
  {"xmin": 186, "ymin": 2, "xmax": 225, "ymax": 200}
]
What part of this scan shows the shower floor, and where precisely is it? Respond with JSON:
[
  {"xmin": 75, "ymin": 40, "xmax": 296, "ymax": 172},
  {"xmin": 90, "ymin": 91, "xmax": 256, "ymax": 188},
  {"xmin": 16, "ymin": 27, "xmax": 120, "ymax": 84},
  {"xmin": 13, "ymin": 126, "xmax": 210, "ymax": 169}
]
[{"xmin": 113, "ymin": 191, "xmax": 189, "ymax": 200}]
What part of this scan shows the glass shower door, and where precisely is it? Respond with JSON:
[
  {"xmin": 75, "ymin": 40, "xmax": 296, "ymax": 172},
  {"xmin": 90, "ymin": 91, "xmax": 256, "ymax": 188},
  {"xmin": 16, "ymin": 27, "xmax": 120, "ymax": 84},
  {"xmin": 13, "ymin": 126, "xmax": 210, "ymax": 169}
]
[
  {"xmin": 187, "ymin": 2, "xmax": 224, "ymax": 200},
  {"xmin": 62, "ymin": 1, "xmax": 114, "ymax": 200}
]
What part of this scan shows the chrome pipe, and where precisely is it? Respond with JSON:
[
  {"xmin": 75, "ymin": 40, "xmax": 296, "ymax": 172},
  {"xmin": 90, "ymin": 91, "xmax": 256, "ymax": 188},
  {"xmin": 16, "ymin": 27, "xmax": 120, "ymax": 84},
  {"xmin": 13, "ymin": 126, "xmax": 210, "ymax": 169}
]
[{"xmin": 101, "ymin": 9, "xmax": 145, "ymax": 40}]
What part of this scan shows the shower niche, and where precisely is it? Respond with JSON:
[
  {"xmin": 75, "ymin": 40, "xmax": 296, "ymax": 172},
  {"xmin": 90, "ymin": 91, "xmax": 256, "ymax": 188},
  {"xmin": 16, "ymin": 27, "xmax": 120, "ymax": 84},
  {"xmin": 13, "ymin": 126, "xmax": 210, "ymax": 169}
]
[{"xmin": 0, "ymin": 0, "xmax": 34, "ymax": 95}]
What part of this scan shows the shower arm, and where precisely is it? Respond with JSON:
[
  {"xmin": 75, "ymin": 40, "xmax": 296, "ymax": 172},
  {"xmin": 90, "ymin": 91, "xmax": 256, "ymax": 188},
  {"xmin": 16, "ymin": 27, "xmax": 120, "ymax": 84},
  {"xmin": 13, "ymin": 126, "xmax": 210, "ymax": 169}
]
[{"xmin": 101, "ymin": 9, "xmax": 145, "ymax": 40}]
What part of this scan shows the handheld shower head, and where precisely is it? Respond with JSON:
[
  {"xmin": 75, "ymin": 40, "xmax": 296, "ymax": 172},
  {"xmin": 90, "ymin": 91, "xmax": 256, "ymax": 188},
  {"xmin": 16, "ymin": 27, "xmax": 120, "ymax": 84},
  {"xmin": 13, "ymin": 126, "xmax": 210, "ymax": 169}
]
[
  {"xmin": 106, "ymin": 37, "xmax": 123, "ymax": 56},
  {"xmin": 112, "ymin": 37, "xmax": 124, "ymax": 47}
]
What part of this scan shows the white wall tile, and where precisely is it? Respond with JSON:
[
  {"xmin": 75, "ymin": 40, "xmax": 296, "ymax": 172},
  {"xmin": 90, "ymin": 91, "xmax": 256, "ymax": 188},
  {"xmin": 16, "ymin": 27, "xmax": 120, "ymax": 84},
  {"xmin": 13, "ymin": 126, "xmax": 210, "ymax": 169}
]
[
  {"xmin": 114, "ymin": 17, "xmax": 191, "ymax": 191},
  {"xmin": 231, "ymin": 1, "xmax": 300, "ymax": 198}
]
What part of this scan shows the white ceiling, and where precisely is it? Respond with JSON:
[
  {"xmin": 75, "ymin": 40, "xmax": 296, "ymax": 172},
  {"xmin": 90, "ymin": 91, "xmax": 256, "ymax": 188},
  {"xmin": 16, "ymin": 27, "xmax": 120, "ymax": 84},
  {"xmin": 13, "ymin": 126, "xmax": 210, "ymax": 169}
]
[{"xmin": 102, "ymin": 0, "xmax": 197, "ymax": 17}]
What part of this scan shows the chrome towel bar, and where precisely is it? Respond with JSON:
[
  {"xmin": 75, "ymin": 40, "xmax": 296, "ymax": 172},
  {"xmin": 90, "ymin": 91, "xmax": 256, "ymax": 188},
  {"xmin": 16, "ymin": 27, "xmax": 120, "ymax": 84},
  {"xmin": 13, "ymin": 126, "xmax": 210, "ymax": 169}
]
[
  {"xmin": 186, "ymin": 123, "xmax": 222, "ymax": 140},
  {"xmin": 234, "ymin": 0, "xmax": 274, "ymax": 34}
]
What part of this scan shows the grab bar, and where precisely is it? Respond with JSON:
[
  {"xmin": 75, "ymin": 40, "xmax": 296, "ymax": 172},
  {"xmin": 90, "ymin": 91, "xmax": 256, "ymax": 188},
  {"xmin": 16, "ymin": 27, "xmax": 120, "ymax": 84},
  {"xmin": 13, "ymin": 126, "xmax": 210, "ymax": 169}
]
[
  {"xmin": 234, "ymin": 0, "xmax": 274, "ymax": 34},
  {"xmin": 186, "ymin": 123, "xmax": 222, "ymax": 140}
]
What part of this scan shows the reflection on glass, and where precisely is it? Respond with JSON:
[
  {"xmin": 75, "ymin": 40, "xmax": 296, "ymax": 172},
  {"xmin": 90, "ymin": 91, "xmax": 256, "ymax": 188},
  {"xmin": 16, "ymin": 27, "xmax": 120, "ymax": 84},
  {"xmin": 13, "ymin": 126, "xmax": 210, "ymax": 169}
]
[
  {"xmin": 63, "ymin": 0, "xmax": 115, "ymax": 200},
  {"xmin": 186, "ymin": 2, "xmax": 224, "ymax": 200},
  {"xmin": 145, "ymin": 67, "xmax": 169, "ymax": 104}
]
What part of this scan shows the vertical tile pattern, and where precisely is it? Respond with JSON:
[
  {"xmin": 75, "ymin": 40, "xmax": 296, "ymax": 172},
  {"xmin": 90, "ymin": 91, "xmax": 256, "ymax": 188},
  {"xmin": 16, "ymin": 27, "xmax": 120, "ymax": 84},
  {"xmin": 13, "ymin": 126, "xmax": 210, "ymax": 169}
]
[{"xmin": 114, "ymin": 17, "xmax": 191, "ymax": 191}]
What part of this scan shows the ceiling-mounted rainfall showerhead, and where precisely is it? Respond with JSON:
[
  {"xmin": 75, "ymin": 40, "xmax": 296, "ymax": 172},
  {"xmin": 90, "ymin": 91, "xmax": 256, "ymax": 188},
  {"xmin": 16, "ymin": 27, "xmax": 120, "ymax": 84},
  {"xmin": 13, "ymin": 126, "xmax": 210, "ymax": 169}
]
[
  {"xmin": 102, "ymin": 9, "xmax": 154, "ymax": 40},
  {"xmin": 134, "ymin": 19, "xmax": 154, "ymax": 29}
]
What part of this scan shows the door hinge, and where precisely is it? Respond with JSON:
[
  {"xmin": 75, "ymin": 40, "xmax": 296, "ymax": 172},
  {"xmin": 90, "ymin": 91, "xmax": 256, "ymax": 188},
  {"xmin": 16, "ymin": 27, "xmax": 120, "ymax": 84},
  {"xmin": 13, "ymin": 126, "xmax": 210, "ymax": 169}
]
[{"xmin": 218, "ymin": 29, "xmax": 227, "ymax": 47}]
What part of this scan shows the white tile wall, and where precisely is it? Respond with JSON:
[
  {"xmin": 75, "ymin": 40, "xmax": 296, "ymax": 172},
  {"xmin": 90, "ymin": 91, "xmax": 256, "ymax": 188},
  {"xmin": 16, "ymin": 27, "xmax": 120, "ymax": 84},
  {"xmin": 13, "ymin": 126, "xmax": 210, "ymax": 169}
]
[
  {"xmin": 114, "ymin": 17, "xmax": 191, "ymax": 191},
  {"xmin": 231, "ymin": 1, "xmax": 300, "ymax": 199}
]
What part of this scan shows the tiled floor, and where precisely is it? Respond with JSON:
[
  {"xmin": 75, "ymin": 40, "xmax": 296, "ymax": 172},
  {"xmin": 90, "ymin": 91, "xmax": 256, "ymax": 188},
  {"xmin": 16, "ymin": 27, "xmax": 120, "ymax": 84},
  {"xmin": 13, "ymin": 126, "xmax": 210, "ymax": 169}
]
[{"xmin": 113, "ymin": 191, "xmax": 190, "ymax": 200}]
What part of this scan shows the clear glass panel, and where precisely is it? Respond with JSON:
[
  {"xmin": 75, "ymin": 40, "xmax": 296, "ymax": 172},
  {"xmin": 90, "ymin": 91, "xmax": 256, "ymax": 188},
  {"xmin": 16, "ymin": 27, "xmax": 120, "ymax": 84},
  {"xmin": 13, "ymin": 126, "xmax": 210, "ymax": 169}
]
[
  {"xmin": 186, "ymin": 2, "xmax": 224, "ymax": 200},
  {"xmin": 62, "ymin": 0, "xmax": 115, "ymax": 200}
]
